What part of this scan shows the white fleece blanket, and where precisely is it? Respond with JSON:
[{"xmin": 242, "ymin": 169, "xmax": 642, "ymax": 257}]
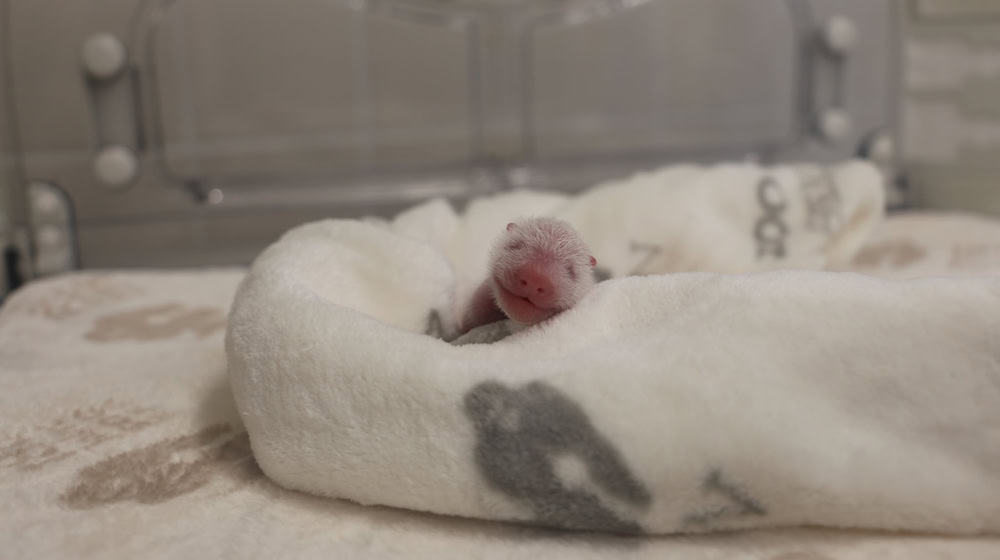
[
  {"xmin": 4, "ymin": 212, "xmax": 1000, "ymax": 559},
  {"xmin": 394, "ymin": 160, "xmax": 884, "ymax": 332},
  {"xmin": 227, "ymin": 161, "xmax": 1000, "ymax": 535}
]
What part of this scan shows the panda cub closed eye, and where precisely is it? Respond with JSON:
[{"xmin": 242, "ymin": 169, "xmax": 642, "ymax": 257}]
[{"xmin": 459, "ymin": 217, "xmax": 598, "ymax": 334}]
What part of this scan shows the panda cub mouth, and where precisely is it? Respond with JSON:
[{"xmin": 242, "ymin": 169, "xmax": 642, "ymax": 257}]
[{"xmin": 493, "ymin": 280, "xmax": 557, "ymax": 323}]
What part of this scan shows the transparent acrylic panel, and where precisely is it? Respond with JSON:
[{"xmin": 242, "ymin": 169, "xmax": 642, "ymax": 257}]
[
  {"xmin": 525, "ymin": 0, "xmax": 800, "ymax": 160},
  {"xmin": 145, "ymin": 0, "xmax": 477, "ymax": 185}
]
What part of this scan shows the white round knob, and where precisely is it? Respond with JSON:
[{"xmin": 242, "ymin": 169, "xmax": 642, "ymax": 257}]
[
  {"xmin": 81, "ymin": 33, "xmax": 127, "ymax": 80},
  {"xmin": 865, "ymin": 133, "xmax": 895, "ymax": 164},
  {"xmin": 818, "ymin": 109, "xmax": 852, "ymax": 143},
  {"xmin": 29, "ymin": 183, "xmax": 64, "ymax": 216},
  {"xmin": 94, "ymin": 145, "xmax": 138, "ymax": 187},
  {"xmin": 822, "ymin": 16, "xmax": 858, "ymax": 56},
  {"xmin": 206, "ymin": 188, "xmax": 225, "ymax": 205}
]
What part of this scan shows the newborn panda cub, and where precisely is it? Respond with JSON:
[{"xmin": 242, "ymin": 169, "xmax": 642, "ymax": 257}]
[{"xmin": 460, "ymin": 217, "xmax": 597, "ymax": 335}]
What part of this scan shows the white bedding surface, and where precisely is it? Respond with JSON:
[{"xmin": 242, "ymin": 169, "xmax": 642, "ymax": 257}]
[{"xmin": 1, "ymin": 211, "xmax": 999, "ymax": 559}]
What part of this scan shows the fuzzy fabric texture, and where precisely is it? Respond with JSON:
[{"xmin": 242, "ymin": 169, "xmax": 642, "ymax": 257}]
[
  {"xmin": 226, "ymin": 161, "xmax": 1000, "ymax": 536},
  {"xmin": 391, "ymin": 160, "xmax": 885, "ymax": 331},
  {"xmin": 2, "ymin": 212, "xmax": 1000, "ymax": 558}
]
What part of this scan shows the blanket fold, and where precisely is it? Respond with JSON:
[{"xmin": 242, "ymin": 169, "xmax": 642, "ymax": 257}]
[
  {"xmin": 226, "ymin": 161, "xmax": 1000, "ymax": 535},
  {"xmin": 391, "ymin": 160, "xmax": 885, "ymax": 325}
]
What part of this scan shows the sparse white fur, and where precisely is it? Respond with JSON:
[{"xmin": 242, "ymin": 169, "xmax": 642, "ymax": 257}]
[{"xmin": 488, "ymin": 217, "xmax": 595, "ymax": 312}]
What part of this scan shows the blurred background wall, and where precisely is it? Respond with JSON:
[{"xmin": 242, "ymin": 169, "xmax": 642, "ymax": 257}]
[
  {"xmin": 1, "ymin": 1, "xmax": 19, "ymax": 295},
  {"xmin": 0, "ymin": 0, "xmax": 998, "ymax": 295},
  {"xmin": 903, "ymin": 0, "xmax": 1000, "ymax": 215}
]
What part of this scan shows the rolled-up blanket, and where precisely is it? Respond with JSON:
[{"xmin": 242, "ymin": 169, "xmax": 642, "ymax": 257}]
[
  {"xmin": 392, "ymin": 160, "xmax": 885, "ymax": 324},
  {"xmin": 227, "ymin": 161, "xmax": 1000, "ymax": 535}
]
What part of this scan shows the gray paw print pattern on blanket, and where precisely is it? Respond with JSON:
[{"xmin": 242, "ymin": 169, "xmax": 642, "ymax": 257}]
[
  {"xmin": 683, "ymin": 469, "xmax": 766, "ymax": 527},
  {"xmin": 464, "ymin": 381, "xmax": 651, "ymax": 533},
  {"xmin": 755, "ymin": 168, "xmax": 844, "ymax": 260},
  {"xmin": 798, "ymin": 166, "xmax": 842, "ymax": 234}
]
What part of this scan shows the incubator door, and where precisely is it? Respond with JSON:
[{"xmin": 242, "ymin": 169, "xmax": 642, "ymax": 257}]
[{"xmin": 4, "ymin": 0, "xmax": 900, "ymax": 269}]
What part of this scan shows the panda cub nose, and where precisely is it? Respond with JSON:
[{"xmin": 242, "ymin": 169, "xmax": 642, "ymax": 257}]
[{"xmin": 511, "ymin": 265, "xmax": 556, "ymax": 307}]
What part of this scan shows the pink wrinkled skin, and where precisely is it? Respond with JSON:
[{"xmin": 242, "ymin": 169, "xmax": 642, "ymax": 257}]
[{"xmin": 460, "ymin": 217, "xmax": 597, "ymax": 333}]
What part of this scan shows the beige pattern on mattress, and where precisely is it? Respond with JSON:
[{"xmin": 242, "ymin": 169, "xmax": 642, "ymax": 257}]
[
  {"xmin": 1, "ymin": 214, "xmax": 999, "ymax": 559},
  {"xmin": 844, "ymin": 212, "xmax": 1000, "ymax": 276}
]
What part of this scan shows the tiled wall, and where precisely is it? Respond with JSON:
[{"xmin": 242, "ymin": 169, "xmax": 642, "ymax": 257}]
[{"xmin": 903, "ymin": 0, "xmax": 1000, "ymax": 214}]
